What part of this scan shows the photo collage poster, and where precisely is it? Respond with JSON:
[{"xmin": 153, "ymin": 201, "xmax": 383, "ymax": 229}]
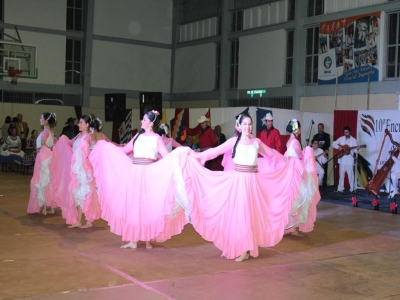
[{"xmin": 318, "ymin": 12, "xmax": 380, "ymax": 85}]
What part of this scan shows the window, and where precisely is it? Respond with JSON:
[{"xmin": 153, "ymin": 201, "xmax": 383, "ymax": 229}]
[
  {"xmin": 286, "ymin": 30, "xmax": 294, "ymax": 85},
  {"xmin": 217, "ymin": 16, "xmax": 222, "ymax": 35},
  {"xmin": 230, "ymin": 40, "xmax": 239, "ymax": 88},
  {"xmin": 67, "ymin": 0, "xmax": 83, "ymax": 31},
  {"xmin": 65, "ymin": 38, "xmax": 82, "ymax": 84},
  {"xmin": 308, "ymin": 0, "xmax": 324, "ymax": 17},
  {"xmin": 231, "ymin": 10, "xmax": 243, "ymax": 32},
  {"xmin": 215, "ymin": 43, "xmax": 221, "ymax": 89},
  {"xmin": 0, "ymin": 0, "xmax": 4, "ymax": 22},
  {"xmin": 288, "ymin": 0, "xmax": 295, "ymax": 21},
  {"xmin": 387, "ymin": 12, "xmax": 400, "ymax": 78},
  {"xmin": 305, "ymin": 27, "xmax": 319, "ymax": 84}
]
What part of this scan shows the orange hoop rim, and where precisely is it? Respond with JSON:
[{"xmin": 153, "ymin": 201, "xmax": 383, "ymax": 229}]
[{"xmin": 8, "ymin": 69, "xmax": 22, "ymax": 78}]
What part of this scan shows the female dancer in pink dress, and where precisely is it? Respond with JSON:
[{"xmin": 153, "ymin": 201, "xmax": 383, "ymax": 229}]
[
  {"xmin": 284, "ymin": 119, "xmax": 320, "ymax": 237},
  {"xmin": 27, "ymin": 112, "xmax": 57, "ymax": 215},
  {"xmin": 52, "ymin": 115, "xmax": 101, "ymax": 228},
  {"xmin": 89, "ymin": 111, "xmax": 190, "ymax": 249},
  {"xmin": 158, "ymin": 123, "xmax": 181, "ymax": 151},
  {"xmin": 187, "ymin": 114, "xmax": 304, "ymax": 261},
  {"xmin": 89, "ymin": 117, "xmax": 111, "ymax": 149}
]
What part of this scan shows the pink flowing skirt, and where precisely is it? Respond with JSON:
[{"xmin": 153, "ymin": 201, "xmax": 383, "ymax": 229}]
[
  {"xmin": 27, "ymin": 147, "xmax": 55, "ymax": 213},
  {"xmin": 51, "ymin": 136, "xmax": 77, "ymax": 224},
  {"xmin": 89, "ymin": 141, "xmax": 190, "ymax": 242},
  {"xmin": 185, "ymin": 153, "xmax": 304, "ymax": 259},
  {"xmin": 285, "ymin": 147, "xmax": 321, "ymax": 233}
]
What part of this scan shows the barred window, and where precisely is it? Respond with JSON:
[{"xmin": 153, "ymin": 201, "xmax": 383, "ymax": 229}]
[
  {"xmin": 387, "ymin": 12, "xmax": 400, "ymax": 78},
  {"xmin": 288, "ymin": 0, "xmax": 295, "ymax": 21},
  {"xmin": 67, "ymin": 0, "xmax": 83, "ymax": 31},
  {"xmin": 232, "ymin": 10, "xmax": 243, "ymax": 32},
  {"xmin": 230, "ymin": 40, "xmax": 239, "ymax": 88},
  {"xmin": 286, "ymin": 30, "xmax": 294, "ymax": 85},
  {"xmin": 65, "ymin": 39, "xmax": 82, "ymax": 85},
  {"xmin": 215, "ymin": 43, "xmax": 221, "ymax": 89},
  {"xmin": 305, "ymin": 27, "xmax": 319, "ymax": 84},
  {"xmin": 308, "ymin": 0, "xmax": 324, "ymax": 17}
]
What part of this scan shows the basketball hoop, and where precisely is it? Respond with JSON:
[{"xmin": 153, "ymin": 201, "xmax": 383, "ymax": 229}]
[{"xmin": 8, "ymin": 69, "xmax": 22, "ymax": 85}]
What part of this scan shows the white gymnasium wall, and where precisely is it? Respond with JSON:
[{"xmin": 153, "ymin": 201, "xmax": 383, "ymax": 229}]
[
  {"xmin": 325, "ymin": 0, "xmax": 385, "ymax": 14},
  {"xmin": 174, "ymin": 43, "xmax": 216, "ymax": 93},
  {"xmin": 3, "ymin": 30, "xmax": 66, "ymax": 85},
  {"xmin": 4, "ymin": 0, "xmax": 66, "ymax": 85},
  {"xmin": 243, "ymin": 0, "xmax": 288, "ymax": 30},
  {"xmin": 4, "ymin": 0, "xmax": 66, "ymax": 30},
  {"xmin": 300, "ymin": 94, "xmax": 398, "ymax": 113},
  {"xmin": 93, "ymin": 0, "xmax": 173, "ymax": 44},
  {"xmin": 238, "ymin": 30, "xmax": 286, "ymax": 89},
  {"xmin": 91, "ymin": 40, "xmax": 171, "ymax": 92},
  {"xmin": 179, "ymin": 17, "xmax": 219, "ymax": 43}
]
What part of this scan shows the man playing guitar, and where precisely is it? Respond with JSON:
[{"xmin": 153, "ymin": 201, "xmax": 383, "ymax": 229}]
[{"xmin": 332, "ymin": 126, "xmax": 361, "ymax": 193}]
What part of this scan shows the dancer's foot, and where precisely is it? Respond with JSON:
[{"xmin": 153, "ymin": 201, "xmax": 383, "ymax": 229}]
[
  {"xmin": 235, "ymin": 252, "xmax": 249, "ymax": 262},
  {"xmin": 121, "ymin": 241, "xmax": 137, "ymax": 249},
  {"xmin": 41, "ymin": 206, "xmax": 47, "ymax": 215},
  {"xmin": 290, "ymin": 228, "xmax": 306, "ymax": 238},
  {"xmin": 79, "ymin": 222, "xmax": 93, "ymax": 229},
  {"xmin": 46, "ymin": 207, "xmax": 55, "ymax": 214},
  {"xmin": 146, "ymin": 241, "xmax": 153, "ymax": 249},
  {"xmin": 68, "ymin": 223, "xmax": 82, "ymax": 229}
]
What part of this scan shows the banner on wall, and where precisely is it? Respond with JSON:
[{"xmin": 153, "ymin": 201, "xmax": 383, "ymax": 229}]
[
  {"xmin": 118, "ymin": 109, "xmax": 132, "ymax": 144},
  {"xmin": 318, "ymin": 12, "xmax": 380, "ymax": 85},
  {"xmin": 170, "ymin": 109, "xmax": 190, "ymax": 143},
  {"xmin": 357, "ymin": 110, "xmax": 400, "ymax": 189}
]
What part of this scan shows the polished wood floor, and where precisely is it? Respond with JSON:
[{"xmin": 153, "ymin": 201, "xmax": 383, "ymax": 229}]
[{"xmin": 1, "ymin": 171, "xmax": 400, "ymax": 300}]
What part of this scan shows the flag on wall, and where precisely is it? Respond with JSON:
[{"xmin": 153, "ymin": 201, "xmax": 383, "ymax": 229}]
[
  {"xmin": 159, "ymin": 109, "xmax": 167, "ymax": 127},
  {"xmin": 119, "ymin": 109, "xmax": 132, "ymax": 144},
  {"xmin": 256, "ymin": 108, "xmax": 272, "ymax": 138},
  {"xmin": 170, "ymin": 109, "xmax": 190, "ymax": 143}
]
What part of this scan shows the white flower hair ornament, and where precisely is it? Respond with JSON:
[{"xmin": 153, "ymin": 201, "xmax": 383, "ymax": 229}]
[
  {"xmin": 160, "ymin": 123, "xmax": 169, "ymax": 135},
  {"xmin": 96, "ymin": 118, "xmax": 103, "ymax": 130},
  {"xmin": 46, "ymin": 112, "xmax": 56, "ymax": 121},
  {"xmin": 290, "ymin": 119, "xmax": 299, "ymax": 132},
  {"xmin": 235, "ymin": 114, "xmax": 242, "ymax": 133}
]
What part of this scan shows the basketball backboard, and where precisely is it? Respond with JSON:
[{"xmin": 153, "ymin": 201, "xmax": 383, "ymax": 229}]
[{"xmin": 0, "ymin": 41, "xmax": 37, "ymax": 78}]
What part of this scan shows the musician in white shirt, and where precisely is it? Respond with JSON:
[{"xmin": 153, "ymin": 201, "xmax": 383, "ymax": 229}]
[
  {"xmin": 332, "ymin": 126, "xmax": 360, "ymax": 193},
  {"xmin": 312, "ymin": 139, "xmax": 328, "ymax": 186}
]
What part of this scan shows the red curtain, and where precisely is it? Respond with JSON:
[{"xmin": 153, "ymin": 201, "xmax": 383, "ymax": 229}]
[{"xmin": 333, "ymin": 110, "xmax": 358, "ymax": 187}]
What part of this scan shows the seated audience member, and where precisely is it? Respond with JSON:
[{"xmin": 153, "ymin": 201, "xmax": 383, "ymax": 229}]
[
  {"xmin": 4, "ymin": 127, "xmax": 24, "ymax": 170},
  {"xmin": 182, "ymin": 134, "xmax": 198, "ymax": 150},
  {"xmin": 4, "ymin": 128, "xmax": 24, "ymax": 157},
  {"xmin": 22, "ymin": 129, "xmax": 39, "ymax": 166}
]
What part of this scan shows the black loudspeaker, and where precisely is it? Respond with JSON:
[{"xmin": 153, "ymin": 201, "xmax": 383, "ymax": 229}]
[
  {"xmin": 139, "ymin": 92, "xmax": 162, "ymax": 120},
  {"xmin": 105, "ymin": 93, "xmax": 126, "ymax": 122}
]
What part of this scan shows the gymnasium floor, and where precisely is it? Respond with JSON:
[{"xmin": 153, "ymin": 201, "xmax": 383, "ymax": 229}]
[{"xmin": 1, "ymin": 171, "xmax": 400, "ymax": 300}]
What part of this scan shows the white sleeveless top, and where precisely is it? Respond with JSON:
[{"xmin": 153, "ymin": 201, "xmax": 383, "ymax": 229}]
[
  {"xmin": 286, "ymin": 140, "xmax": 299, "ymax": 158},
  {"xmin": 232, "ymin": 141, "xmax": 259, "ymax": 165},
  {"xmin": 73, "ymin": 134, "xmax": 86, "ymax": 150},
  {"xmin": 134, "ymin": 135, "xmax": 159, "ymax": 160},
  {"xmin": 36, "ymin": 131, "xmax": 54, "ymax": 149}
]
